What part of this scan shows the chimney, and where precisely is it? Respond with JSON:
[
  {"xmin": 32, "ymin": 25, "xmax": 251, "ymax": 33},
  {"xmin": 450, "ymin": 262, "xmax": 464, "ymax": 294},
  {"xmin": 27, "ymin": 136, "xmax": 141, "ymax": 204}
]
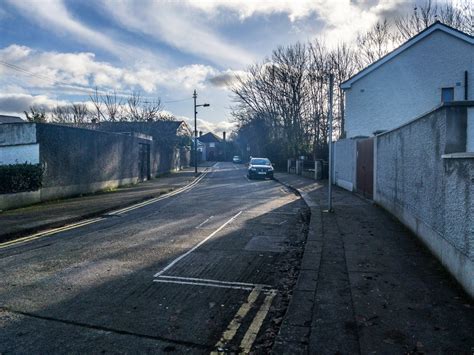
[
  {"xmin": 223, "ymin": 131, "xmax": 226, "ymax": 141},
  {"xmin": 199, "ymin": 131, "xmax": 202, "ymax": 137}
]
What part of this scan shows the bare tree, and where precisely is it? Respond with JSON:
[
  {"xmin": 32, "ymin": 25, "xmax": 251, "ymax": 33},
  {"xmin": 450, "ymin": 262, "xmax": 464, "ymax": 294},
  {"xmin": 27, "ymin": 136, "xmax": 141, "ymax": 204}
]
[
  {"xmin": 51, "ymin": 103, "xmax": 89, "ymax": 125},
  {"xmin": 125, "ymin": 92, "xmax": 164, "ymax": 121},
  {"xmin": 102, "ymin": 90, "xmax": 123, "ymax": 122},
  {"xmin": 330, "ymin": 43, "xmax": 359, "ymax": 138},
  {"xmin": 143, "ymin": 97, "xmax": 163, "ymax": 122},
  {"xmin": 126, "ymin": 91, "xmax": 143, "ymax": 121},
  {"xmin": 51, "ymin": 105, "xmax": 73, "ymax": 123},
  {"xmin": 71, "ymin": 103, "xmax": 89, "ymax": 124},
  {"xmin": 89, "ymin": 87, "xmax": 106, "ymax": 123},
  {"xmin": 395, "ymin": 0, "xmax": 473, "ymax": 41},
  {"xmin": 356, "ymin": 19, "xmax": 394, "ymax": 67},
  {"xmin": 24, "ymin": 106, "xmax": 47, "ymax": 123}
]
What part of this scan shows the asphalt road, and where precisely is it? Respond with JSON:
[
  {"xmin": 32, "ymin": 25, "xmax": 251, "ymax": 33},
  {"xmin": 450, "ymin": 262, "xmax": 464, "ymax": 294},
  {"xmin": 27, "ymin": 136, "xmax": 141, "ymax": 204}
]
[{"xmin": 0, "ymin": 162, "xmax": 308, "ymax": 354}]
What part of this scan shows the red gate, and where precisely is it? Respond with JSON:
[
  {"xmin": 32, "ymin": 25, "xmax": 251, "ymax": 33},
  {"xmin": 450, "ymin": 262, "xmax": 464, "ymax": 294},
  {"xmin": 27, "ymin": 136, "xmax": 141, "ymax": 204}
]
[{"xmin": 356, "ymin": 138, "xmax": 374, "ymax": 199}]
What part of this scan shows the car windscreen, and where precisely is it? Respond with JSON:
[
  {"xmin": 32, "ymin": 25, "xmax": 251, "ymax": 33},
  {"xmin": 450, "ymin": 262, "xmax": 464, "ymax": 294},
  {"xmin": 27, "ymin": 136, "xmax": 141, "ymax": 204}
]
[{"xmin": 250, "ymin": 159, "xmax": 270, "ymax": 165}]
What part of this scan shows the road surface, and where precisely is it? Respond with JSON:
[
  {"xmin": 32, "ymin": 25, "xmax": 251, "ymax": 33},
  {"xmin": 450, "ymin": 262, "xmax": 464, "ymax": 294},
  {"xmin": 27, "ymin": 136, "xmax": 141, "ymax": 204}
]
[{"xmin": 0, "ymin": 162, "xmax": 308, "ymax": 353}]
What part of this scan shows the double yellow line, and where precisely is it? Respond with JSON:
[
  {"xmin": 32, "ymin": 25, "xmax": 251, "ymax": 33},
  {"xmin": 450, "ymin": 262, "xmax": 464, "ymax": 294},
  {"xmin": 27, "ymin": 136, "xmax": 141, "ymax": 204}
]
[
  {"xmin": 0, "ymin": 218, "xmax": 103, "ymax": 250},
  {"xmin": 107, "ymin": 169, "xmax": 209, "ymax": 216},
  {"xmin": 211, "ymin": 288, "xmax": 277, "ymax": 354},
  {"xmin": 0, "ymin": 169, "xmax": 210, "ymax": 250}
]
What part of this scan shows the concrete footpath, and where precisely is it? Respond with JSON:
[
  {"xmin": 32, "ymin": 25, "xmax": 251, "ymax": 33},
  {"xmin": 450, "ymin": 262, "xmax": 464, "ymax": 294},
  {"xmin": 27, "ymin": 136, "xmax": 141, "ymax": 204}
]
[
  {"xmin": 272, "ymin": 173, "xmax": 474, "ymax": 354},
  {"xmin": 0, "ymin": 164, "xmax": 212, "ymax": 242}
]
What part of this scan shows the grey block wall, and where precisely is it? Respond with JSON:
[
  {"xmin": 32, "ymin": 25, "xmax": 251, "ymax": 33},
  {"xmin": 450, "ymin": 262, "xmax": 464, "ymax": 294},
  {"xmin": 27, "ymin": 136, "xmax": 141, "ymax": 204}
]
[
  {"xmin": 1, "ymin": 122, "xmax": 191, "ymax": 210},
  {"xmin": 375, "ymin": 103, "xmax": 474, "ymax": 297},
  {"xmin": 37, "ymin": 124, "xmax": 147, "ymax": 200},
  {"xmin": 91, "ymin": 121, "xmax": 190, "ymax": 176}
]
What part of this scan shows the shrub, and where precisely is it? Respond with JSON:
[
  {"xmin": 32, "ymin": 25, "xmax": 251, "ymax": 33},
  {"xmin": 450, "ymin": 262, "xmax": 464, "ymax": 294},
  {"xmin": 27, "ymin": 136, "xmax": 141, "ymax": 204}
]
[{"xmin": 0, "ymin": 163, "xmax": 43, "ymax": 194}]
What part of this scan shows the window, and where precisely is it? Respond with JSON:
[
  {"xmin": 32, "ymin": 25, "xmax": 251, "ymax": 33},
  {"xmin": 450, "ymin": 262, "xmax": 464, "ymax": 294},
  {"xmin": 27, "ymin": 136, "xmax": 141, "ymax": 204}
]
[
  {"xmin": 209, "ymin": 142, "xmax": 215, "ymax": 148},
  {"xmin": 441, "ymin": 87, "xmax": 454, "ymax": 102},
  {"xmin": 250, "ymin": 158, "xmax": 271, "ymax": 165}
]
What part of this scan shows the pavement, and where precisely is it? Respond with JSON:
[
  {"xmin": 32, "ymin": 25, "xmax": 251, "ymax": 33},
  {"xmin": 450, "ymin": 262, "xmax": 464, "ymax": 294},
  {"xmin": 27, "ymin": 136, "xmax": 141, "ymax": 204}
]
[
  {"xmin": 0, "ymin": 163, "xmax": 214, "ymax": 243},
  {"xmin": 0, "ymin": 162, "xmax": 308, "ymax": 353},
  {"xmin": 272, "ymin": 172, "xmax": 474, "ymax": 354}
]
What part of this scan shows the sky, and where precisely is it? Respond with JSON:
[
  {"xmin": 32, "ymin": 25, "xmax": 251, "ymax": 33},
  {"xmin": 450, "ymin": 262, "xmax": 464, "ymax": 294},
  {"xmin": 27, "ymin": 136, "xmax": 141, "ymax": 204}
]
[{"xmin": 0, "ymin": 0, "xmax": 416, "ymax": 133}]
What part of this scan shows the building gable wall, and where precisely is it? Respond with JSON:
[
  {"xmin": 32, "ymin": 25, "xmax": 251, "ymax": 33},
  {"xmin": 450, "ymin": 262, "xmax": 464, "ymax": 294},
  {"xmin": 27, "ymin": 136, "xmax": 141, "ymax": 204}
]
[{"xmin": 345, "ymin": 30, "xmax": 474, "ymax": 138}]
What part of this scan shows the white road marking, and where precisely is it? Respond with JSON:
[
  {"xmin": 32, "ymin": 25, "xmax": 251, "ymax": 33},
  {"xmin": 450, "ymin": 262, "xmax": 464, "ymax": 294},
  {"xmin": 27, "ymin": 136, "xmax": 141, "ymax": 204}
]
[
  {"xmin": 279, "ymin": 220, "xmax": 288, "ymax": 225},
  {"xmin": 242, "ymin": 210, "xmax": 297, "ymax": 215},
  {"xmin": 157, "ymin": 275, "xmax": 272, "ymax": 290},
  {"xmin": 195, "ymin": 216, "xmax": 214, "ymax": 229},
  {"xmin": 153, "ymin": 279, "xmax": 255, "ymax": 291},
  {"xmin": 239, "ymin": 290, "xmax": 276, "ymax": 353},
  {"xmin": 153, "ymin": 211, "xmax": 243, "ymax": 277}
]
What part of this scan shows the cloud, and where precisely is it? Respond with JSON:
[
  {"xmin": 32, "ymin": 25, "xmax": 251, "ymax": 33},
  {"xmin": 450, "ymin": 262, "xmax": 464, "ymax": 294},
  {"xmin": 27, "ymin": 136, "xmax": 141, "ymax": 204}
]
[
  {"xmin": 180, "ymin": 115, "xmax": 236, "ymax": 136},
  {"xmin": 207, "ymin": 70, "xmax": 247, "ymax": 88},
  {"xmin": 186, "ymin": 0, "xmax": 321, "ymax": 22},
  {"xmin": 101, "ymin": 0, "xmax": 256, "ymax": 68},
  {"xmin": 0, "ymin": 45, "xmax": 220, "ymax": 95},
  {"xmin": 5, "ymin": 0, "xmax": 161, "ymax": 64},
  {"xmin": 0, "ymin": 93, "xmax": 68, "ymax": 115},
  {"xmin": 184, "ymin": 0, "xmax": 410, "ymax": 44}
]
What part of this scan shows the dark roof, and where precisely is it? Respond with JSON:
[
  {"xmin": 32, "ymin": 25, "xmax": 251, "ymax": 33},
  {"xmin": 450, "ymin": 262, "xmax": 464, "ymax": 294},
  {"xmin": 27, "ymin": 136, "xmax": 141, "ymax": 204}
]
[
  {"xmin": 198, "ymin": 132, "xmax": 222, "ymax": 143},
  {"xmin": 0, "ymin": 115, "xmax": 25, "ymax": 124},
  {"xmin": 341, "ymin": 21, "xmax": 474, "ymax": 89}
]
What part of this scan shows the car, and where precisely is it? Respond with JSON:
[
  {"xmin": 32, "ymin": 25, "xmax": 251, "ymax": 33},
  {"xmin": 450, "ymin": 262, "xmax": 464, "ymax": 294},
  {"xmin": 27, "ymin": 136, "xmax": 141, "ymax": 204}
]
[
  {"xmin": 232, "ymin": 155, "xmax": 242, "ymax": 164},
  {"xmin": 247, "ymin": 157, "xmax": 274, "ymax": 179}
]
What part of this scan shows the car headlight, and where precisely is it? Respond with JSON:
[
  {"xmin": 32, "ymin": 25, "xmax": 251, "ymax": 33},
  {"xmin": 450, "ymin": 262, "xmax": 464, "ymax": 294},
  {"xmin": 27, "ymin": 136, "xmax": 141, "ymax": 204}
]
[
  {"xmin": 250, "ymin": 167, "xmax": 256, "ymax": 171},
  {"xmin": 268, "ymin": 166, "xmax": 274, "ymax": 171}
]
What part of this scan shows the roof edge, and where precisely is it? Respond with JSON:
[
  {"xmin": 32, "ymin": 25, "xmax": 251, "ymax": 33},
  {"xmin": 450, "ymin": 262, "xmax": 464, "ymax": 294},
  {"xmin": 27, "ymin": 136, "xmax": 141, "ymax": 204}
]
[{"xmin": 341, "ymin": 22, "xmax": 474, "ymax": 90}]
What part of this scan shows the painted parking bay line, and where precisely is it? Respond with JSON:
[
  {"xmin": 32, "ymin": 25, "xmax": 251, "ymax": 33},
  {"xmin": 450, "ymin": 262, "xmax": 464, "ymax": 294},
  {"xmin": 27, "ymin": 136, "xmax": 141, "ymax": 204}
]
[
  {"xmin": 154, "ymin": 210, "xmax": 243, "ymax": 277},
  {"xmin": 153, "ymin": 275, "xmax": 273, "ymax": 292}
]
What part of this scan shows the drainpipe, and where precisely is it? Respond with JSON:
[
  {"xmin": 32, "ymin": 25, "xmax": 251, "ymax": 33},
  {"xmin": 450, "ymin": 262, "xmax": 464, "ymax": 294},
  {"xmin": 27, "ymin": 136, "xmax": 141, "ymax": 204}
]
[{"xmin": 465, "ymin": 71, "xmax": 468, "ymax": 100}]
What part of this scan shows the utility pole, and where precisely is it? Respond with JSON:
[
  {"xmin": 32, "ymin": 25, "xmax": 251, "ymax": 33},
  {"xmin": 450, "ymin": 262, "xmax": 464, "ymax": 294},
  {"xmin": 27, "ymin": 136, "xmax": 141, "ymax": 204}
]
[
  {"xmin": 193, "ymin": 90, "xmax": 198, "ymax": 175},
  {"xmin": 328, "ymin": 73, "xmax": 334, "ymax": 212},
  {"xmin": 192, "ymin": 90, "xmax": 210, "ymax": 176}
]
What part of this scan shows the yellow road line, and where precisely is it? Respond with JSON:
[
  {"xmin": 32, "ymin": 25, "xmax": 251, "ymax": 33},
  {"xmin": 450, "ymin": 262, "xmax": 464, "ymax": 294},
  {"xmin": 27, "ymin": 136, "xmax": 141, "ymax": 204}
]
[
  {"xmin": 0, "ymin": 170, "xmax": 211, "ymax": 250},
  {"xmin": 111, "ymin": 170, "xmax": 209, "ymax": 215},
  {"xmin": 0, "ymin": 217, "xmax": 103, "ymax": 249},
  {"xmin": 211, "ymin": 288, "xmax": 260, "ymax": 354},
  {"xmin": 239, "ymin": 290, "xmax": 276, "ymax": 353}
]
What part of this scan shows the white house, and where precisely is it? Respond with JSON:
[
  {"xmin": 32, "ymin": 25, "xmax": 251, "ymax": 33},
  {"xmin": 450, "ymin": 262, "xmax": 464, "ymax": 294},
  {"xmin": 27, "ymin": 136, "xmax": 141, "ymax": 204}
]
[
  {"xmin": 333, "ymin": 22, "xmax": 474, "ymax": 195},
  {"xmin": 341, "ymin": 21, "xmax": 473, "ymax": 138}
]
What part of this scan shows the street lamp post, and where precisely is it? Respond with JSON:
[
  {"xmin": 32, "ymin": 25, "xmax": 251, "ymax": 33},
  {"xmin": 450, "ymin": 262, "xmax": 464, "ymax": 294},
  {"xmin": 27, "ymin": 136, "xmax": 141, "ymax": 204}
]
[
  {"xmin": 193, "ymin": 90, "xmax": 210, "ymax": 175},
  {"xmin": 327, "ymin": 73, "xmax": 334, "ymax": 212}
]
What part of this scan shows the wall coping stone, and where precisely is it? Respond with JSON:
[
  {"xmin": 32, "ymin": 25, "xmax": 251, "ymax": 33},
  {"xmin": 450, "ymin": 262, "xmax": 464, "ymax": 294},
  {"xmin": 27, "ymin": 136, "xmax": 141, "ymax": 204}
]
[
  {"xmin": 376, "ymin": 101, "xmax": 474, "ymax": 138},
  {"xmin": 441, "ymin": 152, "xmax": 474, "ymax": 159}
]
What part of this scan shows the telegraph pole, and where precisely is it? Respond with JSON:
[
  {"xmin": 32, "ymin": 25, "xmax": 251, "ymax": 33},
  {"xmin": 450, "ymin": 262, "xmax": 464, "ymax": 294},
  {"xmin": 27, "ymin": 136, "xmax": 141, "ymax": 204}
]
[
  {"xmin": 328, "ymin": 73, "xmax": 334, "ymax": 212},
  {"xmin": 192, "ymin": 90, "xmax": 210, "ymax": 175},
  {"xmin": 193, "ymin": 90, "xmax": 198, "ymax": 175}
]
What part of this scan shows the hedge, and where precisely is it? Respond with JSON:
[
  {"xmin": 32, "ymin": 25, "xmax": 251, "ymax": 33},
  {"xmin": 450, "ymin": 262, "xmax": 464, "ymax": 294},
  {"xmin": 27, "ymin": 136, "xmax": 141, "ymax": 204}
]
[{"xmin": 0, "ymin": 163, "xmax": 43, "ymax": 194}]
